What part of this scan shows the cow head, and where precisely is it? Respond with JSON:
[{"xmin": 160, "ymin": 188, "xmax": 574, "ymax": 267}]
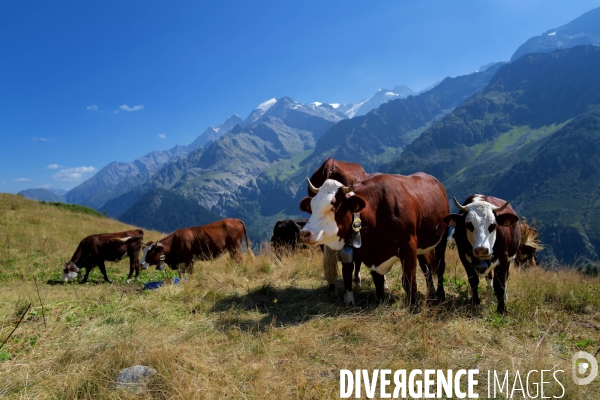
[
  {"xmin": 444, "ymin": 197, "xmax": 519, "ymax": 260},
  {"xmin": 141, "ymin": 241, "xmax": 165, "ymax": 270},
  {"xmin": 62, "ymin": 260, "xmax": 79, "ymax": 282},
  {"xmin": 299, "ymin": 179, "xmax": 365, "ymax": 251}
]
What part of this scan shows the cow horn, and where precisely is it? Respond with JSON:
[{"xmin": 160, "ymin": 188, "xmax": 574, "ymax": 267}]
[
  {"xmin": 307, "ymin": 178, "xmax": 319, "ymax": 194},
  {"xmin": 343, "ymin": 181, "xmax": 354, "ymax": 194},
  {"xmin": 493, "ymin": 201, "xmax": 510, "ymax": 213},
  {"xmin": 453, "ymin": 197, "xmax": 468, "ymax": 212}
]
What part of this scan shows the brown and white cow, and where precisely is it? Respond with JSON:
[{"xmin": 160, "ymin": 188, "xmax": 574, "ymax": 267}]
[
  {"xmin": 307, "ymin": 158, "xmax": 370, "ymax": 290},
  {"xmin": 140, "ymin": 218, "xmax": 250, "ymax": 277},
  {"xmin": 443, "ymin": 194, "xmax": 520, "ymax": 314},
  {"xmin": 62, "ymin": 229, "xmax": 145, "ymax": 283},
  {"xmin": 306, "ymin": 158, "xmax": 445, "ymax": 299},
  {"xmin": 299, "ymin": 173, "xmax": 449, "ymax": 309}
]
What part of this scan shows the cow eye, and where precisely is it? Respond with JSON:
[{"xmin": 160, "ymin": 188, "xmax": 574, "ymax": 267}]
[
  {"xmin": 465, "ymin": 222, "xmax": 475, "ymax": 232},
  {"xmin": 488, "ymin": 223, "xmax": 497, "ymax": 233}
]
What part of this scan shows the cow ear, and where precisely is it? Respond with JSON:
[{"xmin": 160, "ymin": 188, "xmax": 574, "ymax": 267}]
[
  {"xmin": 443, "ymin": 214, "xmax": 461, "ymax": 227},
  {"xmin": 347, "ymin": 195, "xmax": 366, "ymax": 213},
  {"xmin": 496, "ymin": 213, "xmax": 519, "ymax": 226},
  {"xmin": 299, "ymin": 197, "xmax": 312, "ymax": 214}
]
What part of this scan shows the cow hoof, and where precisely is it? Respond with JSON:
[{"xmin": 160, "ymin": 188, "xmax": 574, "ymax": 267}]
[
  {"xmin": 344, "ymin": 291, "xmax": 355, "ymax": 307},
  {"xmin": 436, "ymin": 289, "xmax": 446, "ymax": 303}
]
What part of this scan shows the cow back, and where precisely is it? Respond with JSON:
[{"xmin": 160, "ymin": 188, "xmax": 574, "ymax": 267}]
[
  {"xmin": 345, "ymin": 173, "xmax": 449, "ymax": 267},
  {"xmin": 308, "ymin": 158, "xmax": 369, "ymax": 196}
]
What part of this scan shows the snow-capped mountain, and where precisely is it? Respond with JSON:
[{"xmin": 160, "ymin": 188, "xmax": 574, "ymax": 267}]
[
  {"xmin": 335, "ymin": 85, "xmax": 417, "ymax": 118},
  {"xmin": 186, "ymin": 114, "xmax": 243, "ymax": 150}
]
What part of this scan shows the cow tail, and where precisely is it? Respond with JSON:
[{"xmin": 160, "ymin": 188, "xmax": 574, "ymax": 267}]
[
  {"xmin": 241, "ymin": 220, "xmax": 254, "ymax": 259},
  {"xmin": 323, "ymin": 246, "xmax": 339, "ymax": 284}
]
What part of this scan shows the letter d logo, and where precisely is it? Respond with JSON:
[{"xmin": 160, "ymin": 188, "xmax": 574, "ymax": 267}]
[{"xmin": 572, "ymin": 351, "xmax": 598, "ymax": 385}]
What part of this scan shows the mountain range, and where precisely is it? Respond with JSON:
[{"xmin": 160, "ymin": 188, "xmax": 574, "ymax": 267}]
[{"xmin": 24, "ymin": 6, "xmax": 600, "ymax": 265}]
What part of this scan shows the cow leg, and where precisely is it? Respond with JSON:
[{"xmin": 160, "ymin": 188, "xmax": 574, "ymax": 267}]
[
  {"xmin": 465, "ymin": 266, "xmax": 481, "ymax": 306},
  {"xmin": 418, "ymin": 254, "xmax": 435, "ymax": 299},
  {"xmin": 126, "ymin": 254, "xmax": 136, "ymax": 283},
  {"xmin": 370, "ymin": 270, "xmax": 386, "ymax": 304},
  {"xmin": 323, "ymin": 247, "xmax": 338, "ymax": 293},
  {"xmin": 400, "ymin": 244, "xmax": 418, "ymax": 311},
  {"xmin": 342, "ymin": 262, "xmax": 355, "ymax": 306},
  {"xmin": 493, "ymin": 259, "xmax": 510, "ymax": 315},
  {"xmin": 177, "ymin": 262, "xmax": 186, "ymax": 278},
  {"xmin": 79, "ymin": 266, "xmax": 92, "ymax": 284},
  {"xmin": 229, "ymin": 246, "xmax": 243, "ymax": 264},
  {"xmin": 353, "ymin": 254, "xmax": 362, "ymax": 287},
  {"xmin": 98, "ymin": 262, "xmax": 112, "ymax": 283},
  {"xmin": 434, "ymin": 238, "xmax": 447, "ymax": 302}
]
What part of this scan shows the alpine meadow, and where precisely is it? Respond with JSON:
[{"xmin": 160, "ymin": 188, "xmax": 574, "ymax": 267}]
[{"xmin": 4, "ymin": 2, "xmax": 600, "ymax": 399}]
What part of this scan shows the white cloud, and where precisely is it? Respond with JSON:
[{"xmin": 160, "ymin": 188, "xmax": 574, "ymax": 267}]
[
  {"xmin": 15, "ymin": 177, "xmax": 30, "ymax": 182},
  {"xmin": 119, "ymin": 104, "xmax": 144, "ymax": 112},
  {"xmin": 158, "ymin": 134, "xmax": 166, "ymax": 139},
  {"xmin": 52, "ymin": 166, "xmax": 96, "ymax": 182},
  {"xmin": 87, "ymin": 105, "xmax": 99, "ymax": 111},
  {"xmin": 40, "ymin": 184, "xmax": 52, "ymax": 188},
  {"xmin": 32, "ymin": 137, "xmax": 56, "ymax": 142},
  {"xmin": 46, "ymin": 164, "xmax": 60, "ymax": 170}
]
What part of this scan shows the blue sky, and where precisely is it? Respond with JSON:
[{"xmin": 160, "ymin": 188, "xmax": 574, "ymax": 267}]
[{"xmin": 2, "ymin": 0, "xmax": 600, "ymax": 193}]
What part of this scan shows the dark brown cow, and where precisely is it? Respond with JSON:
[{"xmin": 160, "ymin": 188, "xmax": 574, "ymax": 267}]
[
  {"xmin": 306, "ymin": 158, "xmax": 444, "ymax": 298},
  {"xmin": 270, "ymin": 218, "xmax": 309, "ymax": 255},
  {"xmin": 62, "ymin": 229, "xmax": 145, "ymax": 283},
  {"xmin": 443, "ymin": 194, "xmax": 521, "ymax": 314},
  {"xmin": 141, "ymin": 218, "xmax": 250, "ymax": 277},
  {"xmin": 299, "ymin": 173, "xmax": 449, "ymax": 309}
]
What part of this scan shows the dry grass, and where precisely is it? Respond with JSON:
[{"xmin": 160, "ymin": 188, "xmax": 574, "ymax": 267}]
[{"xmin": 1, "ymin": 193, "xmax": 599, "ymax": 399}]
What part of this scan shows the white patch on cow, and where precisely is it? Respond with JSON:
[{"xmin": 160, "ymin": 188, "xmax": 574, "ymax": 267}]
[
  {"xmin": 464, "ymin": 200, "xmax": 499, "ymax": 259},
  {"xmin": 344, "ymin": 290, "xmax": 355, "ymax": 306},
  {"xmin": 62, "ymin": 271, "xmax": 78, "ymax": 282},
  {"xmin": 477, "ymin": 258, "xmax": 500, "ymax": 279},
  {"xmin": 417, "ymin": 242, "xmax": 438, "ymax": 255},
  {"xmin": 383, "ymin": 275, "xmax": 389, "ymax": 291},
  {"xmin": 140, "ymin": 245, "xmax": 152, "ymax": 268},
  {"xmin": 369, "ymin": 256, "xmax": 399, "ymax": 275},
  {"xmin": 301, "ymin": 179, "xmax": 345, "ymax": 250},
  {"xmin": 486, "ymin": 275, "xmax": 493, "ymax": 287},
  {"xmin": 126, "ymin": 278, "xmax": 131, "ymax": 284}
]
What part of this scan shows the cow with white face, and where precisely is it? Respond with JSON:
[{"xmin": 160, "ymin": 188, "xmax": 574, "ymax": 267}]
[
  {"xmin": 443, "ymin": 194, "xmax": 520, "ymax": 314},
  {"xmin": 299, "ymin": 173, "xmax": 450, "ymax": 310}
]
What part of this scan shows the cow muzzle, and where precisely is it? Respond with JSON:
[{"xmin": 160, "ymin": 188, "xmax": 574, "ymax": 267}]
[
  {"xmin": 299, "ymin": 229, "xmax": 316, "ymax": 245},
  {"xmin": 473, "ymin": 247, "xmax": 491, "ymax": 259}
]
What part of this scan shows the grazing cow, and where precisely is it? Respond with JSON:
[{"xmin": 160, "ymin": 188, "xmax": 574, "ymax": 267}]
[
  {"xmin": 299, "ymin": 173, "xmax": 449, "ymax": 309},
  {"xmin": 307, "ymin": 158, "xmax": 370, "ymax": 290},
  {"xmin": 443, "ymin": 195, "xmax": 520, "ymax": 314},
  {"xmin": 270, "ymin": 218, "xmax": 309, "ymax": 255},
  {"xmin": 62, "ymin": 229, "xmax": 145, "ymax": 284},
  {"xmin": 516, "ymin": 218, "xmax": 543, "ymax": 267},
  {"xmin": 140, "ymin": 218, "xmax": 250, "ymax": 277}
]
